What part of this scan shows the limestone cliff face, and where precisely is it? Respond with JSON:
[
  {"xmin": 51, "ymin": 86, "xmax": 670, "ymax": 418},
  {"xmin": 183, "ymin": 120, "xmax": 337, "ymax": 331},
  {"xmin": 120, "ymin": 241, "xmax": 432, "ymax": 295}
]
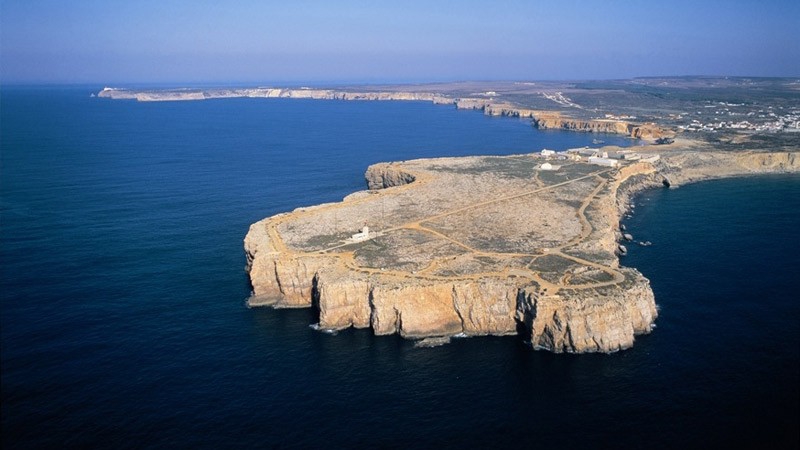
[
  {"xmin": 451, "ymin": 98, "xmax": 540, "ymax": 120},
  {"xmin": 517, "ymin": 270, "xmax": 656, "ymax": 353},
  {"xmin": 533, "ymin": 114, "xmax": 671, "ymax": 140},
  {"xmin": 484, "ymin": 104, "xmax": 538, "ymax": 119},
  {"xmin": 369, "ymin": 283, "xmax": 464, "ymax": 337},
  {"xmin": 245, "ymin": 228, "xmax": 656, "ymax": 352},
  {"xmin": 646, "ymin": 150, "xmax": 800, "ymax": 188},
  {"xmin": 364, "ymin": 163, "xmax": 416, "ymax": 190},
  {"xmin": 451, "ymin": 282, "xmax": 519, "ymax": 335},
  {"xmin": 264, "ymin": 259, "xmax": 526, "ymax": 338},
  {"xmin": 315, "ymin": 274, "xmax": 372, "ymax": 329},
  {"xmin": 245, "ymin": 219, "xmax": 326, "ymax": 308},
  {"xmin": 445, "ymin": 97, "xmax": 670, "ymax": 140},
  {"xmin": 279, "ymin": 264, "xmax": 520, "ymax": 338}
]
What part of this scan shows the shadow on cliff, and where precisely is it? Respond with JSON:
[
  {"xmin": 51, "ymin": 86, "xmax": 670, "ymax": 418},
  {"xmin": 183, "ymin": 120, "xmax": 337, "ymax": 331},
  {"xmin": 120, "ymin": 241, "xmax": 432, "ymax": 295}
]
[
  {"xmin": 310, "ymin": 275, "xmax": 321, "ymax": 325},
  {"xmin": 515, "ymin": 291, "xmax": 533, "ymax": 344}
]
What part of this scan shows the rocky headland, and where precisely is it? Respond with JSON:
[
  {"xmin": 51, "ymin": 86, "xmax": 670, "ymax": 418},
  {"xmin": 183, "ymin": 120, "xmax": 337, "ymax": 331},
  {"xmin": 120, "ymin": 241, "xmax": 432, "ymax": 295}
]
[
  {"xmin": 242, "ymin": 142, "xmax": 797, "ymax": 352},
  {"xmin": 98, "ymin": 80, "xmax": 799, "ymax": 353}
]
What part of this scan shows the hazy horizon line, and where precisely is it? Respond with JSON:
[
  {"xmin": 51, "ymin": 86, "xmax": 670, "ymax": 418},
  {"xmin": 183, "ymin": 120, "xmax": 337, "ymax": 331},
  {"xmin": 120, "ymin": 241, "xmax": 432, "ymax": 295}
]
[{"xmin": 3, "ymin": 74, "xmax": 800, "ymax": 88}]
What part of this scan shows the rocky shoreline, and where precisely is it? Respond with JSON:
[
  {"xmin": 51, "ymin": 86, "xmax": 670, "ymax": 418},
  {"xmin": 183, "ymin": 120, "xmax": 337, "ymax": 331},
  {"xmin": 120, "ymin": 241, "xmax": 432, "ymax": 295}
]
[{"xmin": 616, "ymin": 149, "xmax": 799, "ymax": 217}]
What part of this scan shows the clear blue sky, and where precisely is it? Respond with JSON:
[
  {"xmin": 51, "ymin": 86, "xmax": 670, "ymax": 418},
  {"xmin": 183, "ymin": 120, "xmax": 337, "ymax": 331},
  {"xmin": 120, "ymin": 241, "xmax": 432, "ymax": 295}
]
[{"xmin": 2, "ymin": 0, "xmax": 798, "ymax": 84}]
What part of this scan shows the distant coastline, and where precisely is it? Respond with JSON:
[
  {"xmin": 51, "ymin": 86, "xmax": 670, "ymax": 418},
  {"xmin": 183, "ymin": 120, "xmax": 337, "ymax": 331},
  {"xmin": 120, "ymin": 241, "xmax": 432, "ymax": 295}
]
[{"xmin": 96, "ymin": 85, "xmax": 671, "ymax": 141}]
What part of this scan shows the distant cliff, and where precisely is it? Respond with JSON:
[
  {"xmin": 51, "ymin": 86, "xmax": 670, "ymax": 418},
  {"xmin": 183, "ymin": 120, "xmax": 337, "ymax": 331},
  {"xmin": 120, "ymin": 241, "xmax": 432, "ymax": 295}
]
[
  {"xmin": 98, "ymin": 86, "xmax": 673, "ymax": 142},
  {"xmin": 532, "ymin": 113, "xmax": 671, "ymax": 140}
]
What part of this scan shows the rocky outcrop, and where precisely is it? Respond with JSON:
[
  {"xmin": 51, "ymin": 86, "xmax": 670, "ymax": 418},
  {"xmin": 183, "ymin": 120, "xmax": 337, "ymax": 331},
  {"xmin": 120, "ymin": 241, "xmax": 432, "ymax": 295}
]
[
  {"xmin": 452, "ymin": 99, "xmax": 539, "ymax": 119},
  {"xmin": 243, "ymin": 154, "xmax": 668, "ymax": 353},
  {"xmin": 451, "ymin": 281, "xmax": 519, "ymax": 335},
  {"xmin": 364, "ymin": 163, "xmax": 416, "ymax": 190},
  {"xmin": 449, "ymin": 98, "xmax": 667, "ymax": 139},
  {"xmin": 533, "ymin": 113, "xmax": 672, "ymax": 140},
  {"xmin": 315, "ymin": 274, "xmax": 372, "ymax": 329},
  {"xmin": 244, "ymin": 218, "xmax": 328, "ymax": 308},
  {"xmin": 637, "ymin": 149, "xmax": 799, "ymax": 188},
  {"xmin": 243, "ymin": 148, "xmax": 796, "ymax": 352},
  {"xmin": 517, "ymin": 270, "xmax": 656, "ymax": 353},
  {"xmin": 369, "ymin": 283, "xmax": 464, "ymax": 337}
]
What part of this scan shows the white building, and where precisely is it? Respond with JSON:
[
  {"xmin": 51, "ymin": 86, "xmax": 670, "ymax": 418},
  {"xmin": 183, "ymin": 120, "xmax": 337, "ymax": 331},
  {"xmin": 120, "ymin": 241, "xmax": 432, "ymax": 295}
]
[
  {"xmin": 539, "ymin": 162, "xmax": 560, "ymax": 171},
  {"xmin": 541, "ymin": 149, "xmax": 555, "ymax": 156},
  {"xmin": 351, "ymin": 226, "xmax": 370, "ymax": 242},
  {"xmin": 588, "ymin": 156, "xmax": 619, "ymax": 167}
]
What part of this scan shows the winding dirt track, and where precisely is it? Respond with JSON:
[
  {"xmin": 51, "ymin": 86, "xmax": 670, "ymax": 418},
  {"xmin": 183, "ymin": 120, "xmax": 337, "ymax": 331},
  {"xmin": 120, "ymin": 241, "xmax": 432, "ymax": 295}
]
[{"xmin": 264, "ymin": 165, "xmax": 627, "ymax": 294}]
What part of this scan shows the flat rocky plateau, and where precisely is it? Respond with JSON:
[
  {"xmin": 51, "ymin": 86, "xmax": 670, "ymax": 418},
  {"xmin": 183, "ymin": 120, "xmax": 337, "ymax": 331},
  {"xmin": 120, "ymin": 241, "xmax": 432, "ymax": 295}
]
[{"xmin": 244, "ymin": 144, "xmax": 797, "ymax": 352}]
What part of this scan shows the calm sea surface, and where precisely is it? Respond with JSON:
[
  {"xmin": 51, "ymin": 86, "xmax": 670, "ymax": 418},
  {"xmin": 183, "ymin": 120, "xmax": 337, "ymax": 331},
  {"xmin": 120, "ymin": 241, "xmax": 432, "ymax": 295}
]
[{"xmin": 1, "ymin": 87, "xmax": 798, "ymax": 449}]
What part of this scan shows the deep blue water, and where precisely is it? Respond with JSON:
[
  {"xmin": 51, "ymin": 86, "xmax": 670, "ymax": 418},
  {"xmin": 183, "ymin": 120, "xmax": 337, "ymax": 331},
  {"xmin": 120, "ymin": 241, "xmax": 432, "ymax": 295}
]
[{"xmin": 1, "ymin": 86, "xmax": 797, "ymax": 449}]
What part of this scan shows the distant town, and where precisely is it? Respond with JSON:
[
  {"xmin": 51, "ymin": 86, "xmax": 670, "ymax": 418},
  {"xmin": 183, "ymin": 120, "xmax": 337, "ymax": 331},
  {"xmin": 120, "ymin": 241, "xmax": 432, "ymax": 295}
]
[{"xmin": 669, "ymin": 103, "xmax": 800, "ymax": 133}]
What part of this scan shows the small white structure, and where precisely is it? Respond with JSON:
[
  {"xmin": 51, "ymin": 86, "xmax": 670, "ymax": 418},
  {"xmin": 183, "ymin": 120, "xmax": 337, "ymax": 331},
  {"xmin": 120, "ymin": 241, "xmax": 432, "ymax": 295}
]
[
  {"xmin": 588, "ymin": 156, "xmax": 619, "ymax": 167},
  {"xmin": 541, "ymin": 149, "xmax": 555, "ymax": 156},
  {"xmin": 541, "ymin": 162, "xmax": 554, "ymax": 170},
  {"xmin": 351, "ymin": 226, "xmax": 370, "ymax": 242}
]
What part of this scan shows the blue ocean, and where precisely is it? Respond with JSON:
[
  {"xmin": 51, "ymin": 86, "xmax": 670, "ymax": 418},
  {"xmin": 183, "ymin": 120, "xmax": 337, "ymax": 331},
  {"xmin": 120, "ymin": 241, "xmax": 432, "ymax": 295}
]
[{"xmin": 1, "ymin": 86, "xmax": 798, "ymax": 449}]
